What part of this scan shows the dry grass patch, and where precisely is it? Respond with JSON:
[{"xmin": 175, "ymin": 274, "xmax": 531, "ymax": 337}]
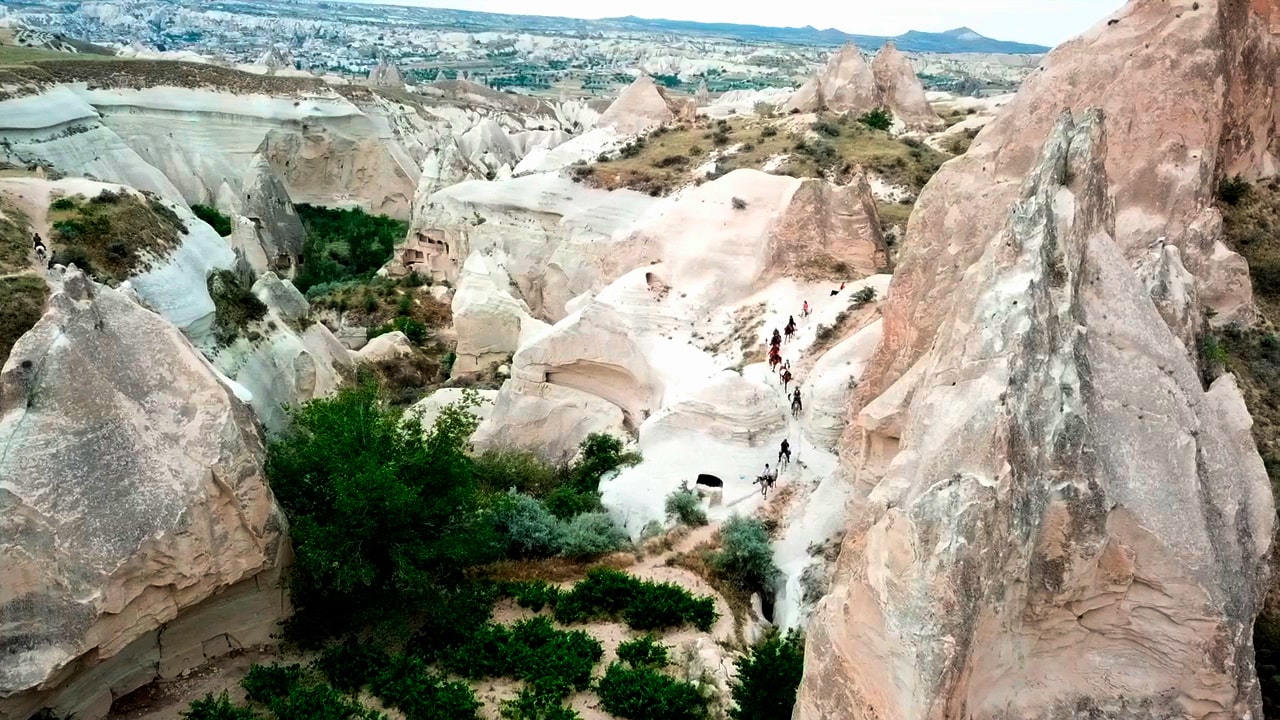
[
  {"xmin": 0, "ymin": 199, "xmax": 32, "ymax": 274},
  {"xmin": 479, "ymin": 554, "xmax": 638, "ymax": 585},
  {"xmin": 0, "ymin": 275, "xmax": 48, "ymax": 367},
  {"xmin": 47, "ymin": 189, "xmax": 185, "ymax": 284}
]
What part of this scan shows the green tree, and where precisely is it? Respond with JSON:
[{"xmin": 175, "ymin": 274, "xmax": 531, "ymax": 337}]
[
  {"xmin": 266, "ymin": 380, "xmax": 499, "ymax": 638},
  {"xmin": 857, "ymin": 107, "xmax": 893, "ymax": 131},
  {"xmin": 729, "ymin": 629, "xmax": 805, "ymax": 720}
]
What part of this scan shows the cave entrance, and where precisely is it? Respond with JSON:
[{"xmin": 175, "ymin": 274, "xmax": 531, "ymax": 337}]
[{"xmin": 695, "ymin": 474, "xmax": 723, "ymax": 489}]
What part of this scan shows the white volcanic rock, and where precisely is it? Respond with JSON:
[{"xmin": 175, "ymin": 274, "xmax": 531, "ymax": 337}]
[
  {"xmin": 0, "ymin": 268, "xmax": 286, "ymax": 720},
  {"xmin": 472, "ymin": 378, "xmax": 627, "ymax": 460},
  {"xmin": 404, "ymin": 173, "xmax": 659, "ymax": 320},
  {"xmin": 645, "ymin": 370, "xmax": 787, "ymax": 444},
  {"xmin": 368, "ymin": 60, "xmax": 406, "ymax": 89},
  {"xmin": 702, "ymin": 87, "xmax": 794, "ymax": 119},
  {"xmin": 251, "ymin": 272, "xmax": 309, "ymax": 322},
  {"xmin": 870, "ymin": 42, "xmax": 940, "ymax": 128},
  {"xmin": 782, "ymin": 43, "xmax": 877, "ymax": 116},
  {"xmin": 357, "ymin": 330, "xmax": 414, "ymax": 363},
  {"xmin": 597, "ymin": 74, "xmax": 680, "ymax": 135},
  {"xmin": 408, "ymin": 387, "xmax": 499, "ymax": 431},
  {"xmin": 802, "ymin": 319, "xmax": 883, "ymax": 450},
  {"xmin": 240, "ymin": 150, "xmax": 306, "ymax": 274},
  {"xmin": 451, "ymin": 252, "xmax": 550, "ymax": 375},
  {"xmin": 798, "ymin": 111, "xmax": 1275, "ymax": 720},
  {"xmin": 512, "ymin": 127, "xmax": 626, "ymax": 175}
]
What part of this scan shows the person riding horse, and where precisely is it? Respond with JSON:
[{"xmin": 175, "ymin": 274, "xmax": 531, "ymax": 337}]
[{"xmin": 791, "ymin": 387, "xmax": 802, "ymax": 417}]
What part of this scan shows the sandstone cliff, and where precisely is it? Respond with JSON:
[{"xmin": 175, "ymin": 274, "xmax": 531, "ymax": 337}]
[
  {"xmin": 0, "ymin": 267, "xmax": 287, "ymax": 720},
  {"xmin": 798, "ymin": 109, "xmax": 1274, "ymax": 720},
  {"xmin": 597, "ymin": 74, "xmax": 682, "ymax": 136},
  {"xmin": 870, "ymin": 42, "xmax": 940, "ymax": 128}
]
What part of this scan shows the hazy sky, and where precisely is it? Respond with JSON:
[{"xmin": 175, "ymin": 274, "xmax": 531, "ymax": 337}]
[{"xmin": 347, "ymin": 0, "xmax": 1125, "ymax": 47}]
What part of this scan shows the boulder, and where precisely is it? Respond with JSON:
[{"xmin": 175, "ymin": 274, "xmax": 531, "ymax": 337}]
[
  {"xmin": 869, "ymin": 42, "xmax": 940, "ymax": 128},
  {"xmin": 0, "ymin": 268, "xmax": 286, "ymax": 720},
  {"xmin": 252, "ymin": 271, "xmax": 309, "ymax": 322},
  {"xmin": 357, "ymin": 330, "xmax": 415, "ymax": 363},
  {"xmin": 798, "ymin": 111, "xmax": 1275, "ymax": 720},
  {"xmin": 472, "ymin": 378, "xmax": 627, "ymax": 461}
]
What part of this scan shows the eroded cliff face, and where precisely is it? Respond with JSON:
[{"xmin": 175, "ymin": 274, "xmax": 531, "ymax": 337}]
[
  {"xmin": 857, "ymin": 0, "xmax": 1276, "ymax": 410},
  {"xmin": 800, "ymin": 109, "xmax": 1275, "ymax": 720},
  {"xmin": 0, "ymin": 268, "xmax": 287, "ymax": 719}
]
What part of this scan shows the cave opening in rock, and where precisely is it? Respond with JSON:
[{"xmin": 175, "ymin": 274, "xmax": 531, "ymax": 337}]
[{"xmin": 695, "ymin": 473, "xmax": 723, "ymax": 488}]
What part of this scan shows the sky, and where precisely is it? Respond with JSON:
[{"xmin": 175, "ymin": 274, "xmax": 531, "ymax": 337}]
[{"xmin": 345, "ymin": 0, "xmax": 1125, "ymax": 47}]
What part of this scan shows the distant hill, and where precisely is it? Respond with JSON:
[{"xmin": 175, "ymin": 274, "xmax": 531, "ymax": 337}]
[{"xmin": 600, "ymin": 17, "xmax": 1050, "ymax": 54}]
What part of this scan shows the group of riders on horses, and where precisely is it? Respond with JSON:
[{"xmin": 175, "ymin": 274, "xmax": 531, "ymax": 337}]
[{"xmin": 755, "ymin": 303, "xmax": 812, "ymax": 497}]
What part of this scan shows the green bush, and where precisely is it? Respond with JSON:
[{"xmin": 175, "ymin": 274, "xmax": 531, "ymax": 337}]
[
  {"xmin": 729, "ymin": 629, "xmax": 805, "ymax": 720},
  {"xmin": 0, "ymin": 275, "xmax": 49, "ymax": 368},
  {"xmin": 560, "ymin": 512, "xmax": 627, "ymax": 559},
  {"xmin": 181, "ymin": 692, "xmax": 260, "ymax": 720},
  {"xmin": 1219, "ymin": 175, "xmax": 1252, "ymax": 206},
  {"xmin": 408, "ymin": 583, "xmax": 498, "ymax": 661},
  {"xmin": 849, "ymin": 286, "xmax": 877, "ymax": 308},
  {"xmin": 52, "ymin": 246, "xmax": 95, "ymax": 276},
  {"xmin": 554, "ymin": 568, "xmax": 716, "ymax": 632},
  {"xmin": 269, "ymin": 682, "xmax": 383, "ymax": 720},
  {"xmin": 665, "ymin": 483, "xmax": 708, "ymax": 527},
  {"xmin": 760, "ymin": 126, "xmax": 778, "ymax": 138},
  {"xmin": 857, "ymin": 107, "xmax": 893, "ymax": 131},
  {"xmin": 596, "ymin": 663, "xmax": 709, "ymax": 720},
  {"xmin": 241, "ymin": 663, "xmax": 305, "ymax": 704},
  {"xmin": 503, "ymin": 580, "xmax": 563, "ymax": 612},
  {"xmin": 267, "ymin": 381, "xmax": 499, "ymax": 640},
  {"xmin": 474, "ymin": 449, "xmax": 563, "ymax": 498},
  {"xmin": 812, "ymin": 120, "xmax": 841, "ymax": 137},
  {"xmin": 49, "ymin": 197, "xmax": 76, "ymax": 211},
  {"xmin": 368, "ymin": 315, "xmax": 428, "ymax": 345},
  {"xmin": 571, "ymin": 434, "xmax": 640, "ymax": 491},
  {"xmin": 371, "ymin": 654, "xmax": 482, "ymax": 720},
  {"xmin": 712, "ymin": 516, "xmax": 779, "ymax": 598},
  {"xmin": 192, "ymin": 203, "xmax": 233, "ymax": 236},
  {"xmin": 493, "ymin": 493, "xmax": 566, "ymax": 559},
  {"xmin": 440, "ymin": 616, "xmax": 602, "ymax": 699},
  {"xmin": 500, "ymin": 687, "xmax": 581, "ymax": 720},
  {"xmin": 615, "ymin": 635, "xmax": 668, "ymax": 669},
  {"xmin": 316, "ymin": 639, "xmax": 391, "ymax": 693},
  {"xmin": 544, "ymin": 486, "xmax": 602, "ymax": 519}
]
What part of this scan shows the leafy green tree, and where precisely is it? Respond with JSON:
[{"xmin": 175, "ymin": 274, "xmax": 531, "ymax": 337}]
[
  {"xmin": 192, "ymin": 203, "xmax": 233, "ymax": 236},
  {"xmin": 181, "ymin": 693, "xmax": 260, "ymax": 720},
  {"xmin": 294, "ymin": 205, "xmax": 408, "ymax": 293},
  {"xmin": 729, "ymin": 629, "xmax": 805, "ymax": 720},
  {"xmin": 857, "ymin": 107, "xmax": 893, "ymax": 131},
  {"xmin": 266, "ymin": 380, "xmax": 500, "ymax": 638}
]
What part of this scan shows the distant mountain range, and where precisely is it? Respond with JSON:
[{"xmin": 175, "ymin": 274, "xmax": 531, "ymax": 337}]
[
  {"xmin": 601, "ymin": 17, "xmax": 1051, "ymax": 54},
  {"xmin": 332, "ymin": 2, "xmax": 1051, "ymax": 55}
]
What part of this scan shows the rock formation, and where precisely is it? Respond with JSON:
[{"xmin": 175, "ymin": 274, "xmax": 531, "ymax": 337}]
[
  {"xmin": 784, "ymin": 42, "xmax": 939, "ymax": 128},
  {"xmin": 0, "ymin": 268, "xmax": 287, "ymax": 720},
  {"xmin": 240, "ymin": 149, "xmax": 307, "ymax": 275},
  {"xmin": 768, "ymin": 175, "xmax": 889, "ymax": 281},
  {"xmin": 368, "ymin": 59, "xmax": 406, "ymax": 89},
  {"xmin": 798, "ymin": 110, "xmax": 1274, "ymax": 719},
  {"xmin": 451, "ymin": 252, "xmax": 550, "ymax": 376},
  {"xmin": 597, "ymin": 74, "xmax": 682, "ymax": 136},
  {"xmin": 783, "ymin": 43, "xmax": 877, "ymax": 117},
  {"xmin": 870, "ymin": 42, "xmax": 940, "ymax": 128}
]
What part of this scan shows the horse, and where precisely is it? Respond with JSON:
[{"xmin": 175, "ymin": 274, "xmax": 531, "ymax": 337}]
[
  {"xmin": 769, "ymin": 352, "xmax": 782, "ymax": 372},
  {"xmin": 783, "ymin": 324, "xmax": 796, "ymax": 343},
  {"xmin": 791, "ymin": 396, "xmax": 802, "ymax": 418}
]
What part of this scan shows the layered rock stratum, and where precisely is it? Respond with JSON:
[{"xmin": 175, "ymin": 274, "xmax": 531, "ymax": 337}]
[
  {"xmin": 0, "ymin": 268, "xmax": 287, "ymax": 720},
  {"xmin": 797, "ymin": 0, "xmax": 1280, "ymax": 715}
]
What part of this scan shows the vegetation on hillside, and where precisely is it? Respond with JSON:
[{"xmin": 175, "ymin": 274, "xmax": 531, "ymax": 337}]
[
  {"xmin": 0, "ymin": 201, "xmax": 47, "ymax": 366},
  {"xmin": 578, "ymin": 113, "xmax": 950, "ymax": 198},
  {"xmin": 729, "ymin": 629, "xmax": 805, "ymax": 720},
  {"xmin": 208, "ymin": 269, "xmax": 268, "ymax": 346},
  {"xmin": 192, "ymin": 203, "xmax": 232, "ymax": 236},
  {"xmin": 1211, "ymin": 177, "xmax": 1280, "ymax": 715},
  {"xmin": 0, "ymin": 275, "xmax": 48, "ymax": 367},
  {"xmin": 294, "ymin": 204, "xmax": 408, "ymax": 294},
  {"xmin": 46, "ymin": 189, "xmax": 185, "ymax": 284}
]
